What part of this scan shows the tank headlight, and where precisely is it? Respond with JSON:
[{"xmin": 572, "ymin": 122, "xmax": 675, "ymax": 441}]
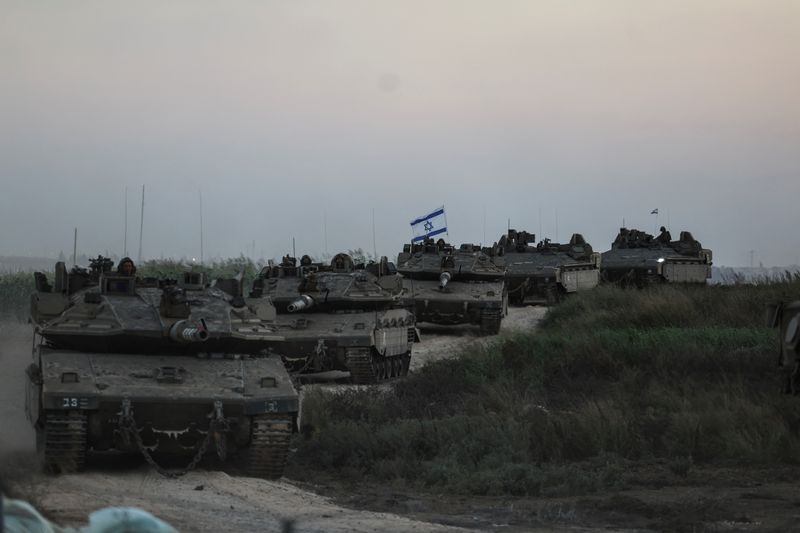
[
  {"xmin": 61, "ymin": 372, "xmax": 79, "ymax": 383},
  {"xmin": 260, "ymin": 377, "xmax": 277, "ymax": 388},
  {"xmin": 657, "ymin": 258, "xmax": 665, "ymax": 263}
]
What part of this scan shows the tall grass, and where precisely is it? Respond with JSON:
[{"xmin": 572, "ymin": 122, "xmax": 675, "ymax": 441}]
[{"xmin": 291, "ymin": 280, "xmax": 800, "ymax": 496}]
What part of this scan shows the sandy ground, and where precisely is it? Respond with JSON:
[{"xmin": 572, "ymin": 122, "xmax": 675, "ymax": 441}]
[
  {"xmin": 411, "ymin": 305, "xmax": 547, "ymax": 371},
  {"xmin": 0, "ymin": 309, "xmax": 545, "ymax": 533}
]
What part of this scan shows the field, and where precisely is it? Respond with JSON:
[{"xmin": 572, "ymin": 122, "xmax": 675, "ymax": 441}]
[
  {"xmin": 2, "ymin": 268, "xmax": 800, "ymax": 531},
  {"xmin": 289, "ymin": 280, "xmax": 800, "ymax": 530}
]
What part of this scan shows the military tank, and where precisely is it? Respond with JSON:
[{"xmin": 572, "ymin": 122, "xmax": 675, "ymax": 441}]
[
  {"xmin": 768, "ymin": 301, "xmax": 800, "ymax": 395},
  {"xmin": 397, "ymin": 239, "xmax": 506, "ymax": 335},
  {"xmin": 494, "ymin": 229, "xmax": 600, "ymax": 305},
  {"xmin": 26, "ymin": 256, "xmax": 298, "ymax": 479},
  {"xmin": 600, "ymin": 227, "xmax": 712, "ymax": 287},
  {"xmin": 250, "ymin": 253, "xmax": 414, "ymax": 384}
]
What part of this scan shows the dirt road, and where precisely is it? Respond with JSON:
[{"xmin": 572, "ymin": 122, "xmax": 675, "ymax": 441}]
[
  {"xmin": 411, "ymin": 305, "xmax": 546, "ymax": 370},
  {"xmin": 0, "ymin": 308, "xmax": 546, "ymax": 532}
]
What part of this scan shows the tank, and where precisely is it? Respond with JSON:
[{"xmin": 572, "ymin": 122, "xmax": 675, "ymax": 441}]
[
  {"xmin": 494, "ymin": 229, "xmax": 601, "ymax": 305},
  {"xmin": 600, "ymin": 227, "xmax": 712, "ymax": 287},
  {"xmin": 250, "ymin": 253, "xmax": 414, "ymax": 384},
  {"xmin": 26, "ymin": 256, "xmax": 298, "ymax": 479},
  {"xmin": 767, "ymin": 301, "xmax": 800, "ymax": 394},
  {"xmin": 396, "ymin": 239, "xmax": 506, "ymax": 335}
]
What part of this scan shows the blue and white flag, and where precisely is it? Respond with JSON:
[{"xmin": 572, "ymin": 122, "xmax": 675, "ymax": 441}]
[{"xmin": 410, "ymin": 206, "xmax": 448, "ymax": 242}]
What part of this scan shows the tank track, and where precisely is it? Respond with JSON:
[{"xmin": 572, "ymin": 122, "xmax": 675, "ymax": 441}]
[
  {"xmin": 246, "ymin": 414, "xmax": 294, "ymax": 479},
  {"xmin": 346, "ymin": 347, "xmax": 410, "ymax": 385},
  {"xmin": 543, "ymin": 284, "xmax": 562, "ymax": 306},
  {"xmin": 479, "ymin": 308, "xmax": 502, "ymax": 336},
  {"xmin": 638, "ymin": 273, "xmax": 664, "ymax": 289},
  {"xmin": 39, "ymin": 410, "xmax": 88, "ymax": 474}
]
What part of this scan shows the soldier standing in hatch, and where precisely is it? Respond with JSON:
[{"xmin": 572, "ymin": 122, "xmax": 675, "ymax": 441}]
[
  {"xmin": 656, "ymin": 226, "xmax": 672, "ymax": 244},
  {"xmin": 117, "ymin": 257, "xmax": 136, "ymax": 276}
]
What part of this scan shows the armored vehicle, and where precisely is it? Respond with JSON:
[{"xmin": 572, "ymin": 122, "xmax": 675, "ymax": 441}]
[
  {"xmin": 26, "ymin": 257, "xmax": 298, "ymax": 479},
  {"xmin": 250, "ymin": 253, "xmax": 414, "ymax": 384},
  {"xmin": 601, "ymin": 227, "xmax": 712, "ymax": 287},
  {"xmin": 494, "ymin": 229, "xmax": 600, "ymax": 304},
  {"xmin": 768, "ymin": 301, "xmax": 800, "ymax": 395},
  {"xmin": 397, "ymin": 239, "xmax": 506, "ymax": 335}
]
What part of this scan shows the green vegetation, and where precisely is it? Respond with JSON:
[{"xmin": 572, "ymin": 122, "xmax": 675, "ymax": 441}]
[
  {"xmin": 291, "ymin": 281, "xmax": 800, "ymax": 497},
  {"xmin": 0, "ymin": 271, "xmax": 36, "ymax": 320},
  {"xmin": 137, "ymin": 256, "xmax": 263, "ymax": 287}
]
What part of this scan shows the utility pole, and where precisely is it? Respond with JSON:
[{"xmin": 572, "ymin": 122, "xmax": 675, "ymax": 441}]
[
  {"xmin": 137, "ymin": 185, "xmax": 145, "ymax": 263},
  {"xmin": 749, "ymin": 250, "xmax": 755, "ymax": 269}
]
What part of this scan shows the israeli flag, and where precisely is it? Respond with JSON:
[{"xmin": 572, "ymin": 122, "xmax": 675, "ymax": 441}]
[{"xmin": 410, "ymin": 206, "xmax": 448, "ymax": 242}]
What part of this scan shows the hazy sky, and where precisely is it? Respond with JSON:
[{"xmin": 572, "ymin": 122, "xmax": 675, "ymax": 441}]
[{"xmin": 1, "ymin": 1, "xmax": 798, "ymax": 266}]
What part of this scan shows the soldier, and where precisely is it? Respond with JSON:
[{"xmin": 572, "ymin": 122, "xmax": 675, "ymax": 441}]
[
  {"xmin": 117, "ymin": 257, "xmax": 136, "ymax": 277},
  {"xmin": 656, "ymin": 226, "xmax": 672, "ymax": 244}
]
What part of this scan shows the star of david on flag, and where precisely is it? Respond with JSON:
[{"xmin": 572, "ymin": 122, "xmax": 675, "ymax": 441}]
[{"xmin": 410, "ymin": 206, "xmax": 448, "ymax": 242}]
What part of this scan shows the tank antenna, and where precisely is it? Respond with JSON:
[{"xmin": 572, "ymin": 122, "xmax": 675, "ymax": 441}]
[
  {"xmin": 137, "ymin": 184, "xmax": 145, "ymax": 263},
  {"xmin": 123, "ymin": 186, "xmax": 128, "ymax": 257},
  {"xmin": 538, "ymin": 205, "xmax": 542, "ymax": 241},
  {"xmin": 73, "ymin": 227, "xmax": 78, "ymax": 266},
  {"xmin": 199, "ymin": 189, "xmax": 204, "ymax": 265},
  {"xmin": 323, "ymin": 210, "xmax": 329, "ymax": 255},
  {"xmin": 482, "ymin": 205, "xmax": 486, "ymax": 246},
  {"xmin": 372, "ymin": 208, "xmax": 378, "ymax": 261},
  {"xmin": 555, "ymin": 208, "xmax": 559, "ymax": 242},
  {"xmin": 292, "ymin": 237, "xmax": 296, "ymax": 259}
]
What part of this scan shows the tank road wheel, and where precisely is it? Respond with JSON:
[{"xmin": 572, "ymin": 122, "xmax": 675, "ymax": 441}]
[
  {"xmin": 346, "ymin": 348, "xmax": 410, "ymax": 384},
  {"xmin": 479, "ymin": 309, "xmax": 502, "ymax": 336},
  {"xmin": 246, "ymin": 414, "xmax": 293, "ymax": 479},
  {"xmin": 346, "ymin": 347, "xmax": 378, "ymax": 384},
  {"xmin": 392, "ymin": 357, "xmax": 404, "ymax": 377},
  {"xmin": 640, "ymin": 273, "xmax": 663, "ymax": 288},
  {"xmin": 38, "ymin": 410, "xmax": 88, "ymax": 474}
]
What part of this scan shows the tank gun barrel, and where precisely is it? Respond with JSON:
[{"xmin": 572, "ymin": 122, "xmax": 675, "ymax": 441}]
[
  {"xmin": 287, "ymin": 294, "xmax": 315, "ymax": 313},
  {"xmin": 439, "ymin": 271, "xmax": 451, "ymax": 290},
  {"xmin": 169, "ymin": 319, "xmax": 209, "ymax": 343}
]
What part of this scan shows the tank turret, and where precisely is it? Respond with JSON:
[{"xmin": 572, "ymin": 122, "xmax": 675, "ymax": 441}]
[
  {"xmin": 396, "ymin": 239, "xmax": 506, "ymax": 335},
  {"xmin": 494, "ymin": 229, "xmax": 601, "ymax": 305},
  {"xmin": 26, "ymin": 256, "xmax": 298, "ymax": 479},
  {"xmin": 251, "ymin": 253, "xmax": 414, "ymax": 384},
  {"xmin": 601, "ymin": 227, "xmax": 712, "ymax": 287}
]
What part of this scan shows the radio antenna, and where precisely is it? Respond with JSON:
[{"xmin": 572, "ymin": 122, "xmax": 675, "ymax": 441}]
[
  {"xmin": 123, "ymin": 186, "xmax": 128, "ymax": 256},
  {"xmin": 199, "ymin": 189, "xmax": 204, "ymax": 264},
  {"xmin": 137, "ymin": 185, "xmax": 145, "ymax": 263}
]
